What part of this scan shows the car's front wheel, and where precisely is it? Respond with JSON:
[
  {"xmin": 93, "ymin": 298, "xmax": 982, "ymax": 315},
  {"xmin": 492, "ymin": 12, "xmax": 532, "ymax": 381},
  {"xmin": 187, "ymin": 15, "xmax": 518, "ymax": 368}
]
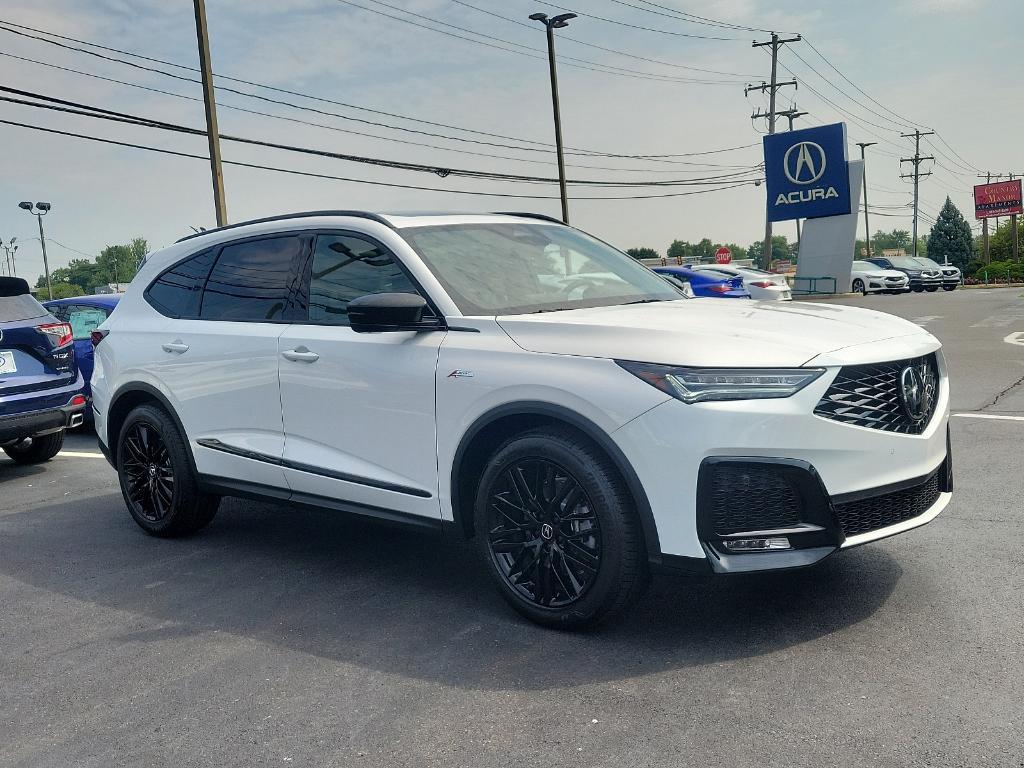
[
  {"xmin": 117, "ymin": 404, "xmax": 219, "ymax": 537},
  {"xmin": 943, "ymin": 285, "xmax": 957, "ymax": 291},
  {"xmin": 926, "ymin": 286, "xmax": 939, "ymax": 292},
  {"xmin": 852, "ymin": 278, "xmax": 866, "ymax": 295},
  {"xmin": 474, "ymin": 427, "xmax": 647, "ymax": 629},
  {"xmin": 2, "ymin": 431, "xmax": 65, "ymax": 464}
]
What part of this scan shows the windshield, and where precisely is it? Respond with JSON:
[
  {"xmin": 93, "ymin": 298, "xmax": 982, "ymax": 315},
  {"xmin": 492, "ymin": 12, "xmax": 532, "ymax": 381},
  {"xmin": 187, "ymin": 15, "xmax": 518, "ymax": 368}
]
[
  {"xmin": 886, "ymin": 256, "xmax": 925, "ymax": 269},
  {"xmin": 0, "ymin": 295, "xmax": 48, "ymax": 323},
  {"xmin": 853, "ymin": 261, "xmax": 883, "ymax": 272},
  {"xmin": 914, "ymin": 257, "xmax": 942, "ymax": 269},
  {"xmin": 401, "ymin": 223, "xmax": 681, "ymax": 315}
]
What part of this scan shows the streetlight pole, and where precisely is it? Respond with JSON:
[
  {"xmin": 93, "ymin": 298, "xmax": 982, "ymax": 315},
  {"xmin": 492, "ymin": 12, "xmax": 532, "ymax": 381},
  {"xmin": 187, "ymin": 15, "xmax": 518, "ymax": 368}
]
[
  {"xmin": 856, "ymin": 142, "xmax": 877, "ymax": 259},
  {"xmin": 18, "ymin": 202, "xmax": 53, "ymax": 299},
  {"xmin": 529, "ymin": 11, "xmax": 576, "ymax": 225},
  {"xmin": 0, "ymin": 238, "xmax": 16, "ymax": 277}
]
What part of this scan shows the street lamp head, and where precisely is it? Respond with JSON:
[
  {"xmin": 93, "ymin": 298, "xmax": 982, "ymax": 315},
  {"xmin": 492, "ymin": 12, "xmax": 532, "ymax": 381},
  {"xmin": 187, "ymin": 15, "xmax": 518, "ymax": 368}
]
[
  {"xmin": 529, "ymin": 12, "xmax": 548, "ymax": 22},
  {"xmin": 35, "ymin": 202, "xmax": 51, "ymax": 212},
  {"xmin": 551, "ymin": 12, "xmax": 576, "ymax": 27},
  {"xmin": 18, "ymin": 201, "xmax": 33, "ymax": 211}
]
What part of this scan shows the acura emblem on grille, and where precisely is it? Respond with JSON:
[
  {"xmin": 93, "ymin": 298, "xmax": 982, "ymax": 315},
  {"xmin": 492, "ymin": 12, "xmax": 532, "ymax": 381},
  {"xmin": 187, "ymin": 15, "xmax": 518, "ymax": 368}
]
[{"xmin": 899, "ymin": 363, "xmax": 935, "ymax": 422}]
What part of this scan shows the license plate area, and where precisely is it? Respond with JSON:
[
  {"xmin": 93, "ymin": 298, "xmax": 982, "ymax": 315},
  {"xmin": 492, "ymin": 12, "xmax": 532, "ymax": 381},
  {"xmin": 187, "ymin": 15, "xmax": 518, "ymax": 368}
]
[{"xmin": 0, "ymin": 350, "xmax": 17, "ymax": 375}]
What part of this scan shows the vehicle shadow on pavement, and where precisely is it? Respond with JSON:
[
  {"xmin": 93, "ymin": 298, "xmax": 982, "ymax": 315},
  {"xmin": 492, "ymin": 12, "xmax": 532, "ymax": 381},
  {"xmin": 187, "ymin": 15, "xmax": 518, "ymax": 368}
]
[{"xmin": 0, "ymin": 494, "xmax": 902, "ymax": 691}]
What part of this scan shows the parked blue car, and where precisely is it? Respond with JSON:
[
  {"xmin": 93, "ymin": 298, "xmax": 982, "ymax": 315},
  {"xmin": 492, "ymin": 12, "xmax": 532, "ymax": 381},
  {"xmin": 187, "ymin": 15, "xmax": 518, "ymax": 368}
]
[
  {"xmin": 1, "ymin": 278, "xmax": 86, "ymax": 464},
  {"xmin": 43, "ymin": 294, "xmax": 121, "ymax": 416},
  {"xmin": 653, "ymin": 265, "xmax": 750, "ymax": 299}
]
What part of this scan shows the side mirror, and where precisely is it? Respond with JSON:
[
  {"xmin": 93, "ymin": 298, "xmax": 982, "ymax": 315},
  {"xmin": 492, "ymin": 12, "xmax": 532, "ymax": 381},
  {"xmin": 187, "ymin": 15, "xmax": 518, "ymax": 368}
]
[{"xmin": 347, "ymin": 293, "xmax": 436, "ymax": 333}]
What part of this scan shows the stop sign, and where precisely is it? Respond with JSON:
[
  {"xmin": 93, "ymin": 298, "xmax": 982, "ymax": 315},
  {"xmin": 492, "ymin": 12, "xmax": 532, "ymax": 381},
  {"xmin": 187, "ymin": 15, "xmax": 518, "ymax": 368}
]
[{"xmin": 714, "ymin": 247, "xmax": 732, "ymax": 264}]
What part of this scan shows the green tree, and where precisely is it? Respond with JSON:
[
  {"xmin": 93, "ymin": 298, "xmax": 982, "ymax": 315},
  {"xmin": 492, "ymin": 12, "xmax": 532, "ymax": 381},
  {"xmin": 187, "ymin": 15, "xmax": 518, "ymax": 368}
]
[
  {"xmin": 692, "ymin": 238, "xmax": 715, "ymax": 262},
  {"xmin": 746, "ymin": 235, "xmax": 790, "ymax": 265},
  {"xmin": 925, "ymin": 198, "xmax": 972, "ymax": 268},
  {"xmin": 626, "ymin": 247, "xmax": 660, "ymax": 260},
  {"xmin": 666, "ymin": 239, "xmax": 691, "ymax": 260},
  {"xmin": 989, "ymin": 219, "xmax": 1022, "ymax": 262}
]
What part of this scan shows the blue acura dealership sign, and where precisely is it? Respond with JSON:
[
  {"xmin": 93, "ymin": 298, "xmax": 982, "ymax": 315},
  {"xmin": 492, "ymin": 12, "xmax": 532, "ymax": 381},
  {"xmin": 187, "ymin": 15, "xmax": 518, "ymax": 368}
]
[{"xmin": 763, "ymin": 122, "xmax": 851, "ymax": 222}]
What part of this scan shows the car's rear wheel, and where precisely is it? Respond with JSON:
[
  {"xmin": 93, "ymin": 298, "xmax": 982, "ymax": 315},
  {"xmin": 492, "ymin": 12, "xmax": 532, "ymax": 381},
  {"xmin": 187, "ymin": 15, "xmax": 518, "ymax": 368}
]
[
  {"xmin": 852, "ymin": 278, "xmax": 866, "ymax": 295},
  {"xmin": 117, "ymin": 404, "xmax": 219, "ymax": 537},
  {"xmin": 473, "ymin": 427, "xmax": 646, "ymax": 629},
  {"xmin": 2, "ymin": 431, "xmax": 65, "ymax": 464}
]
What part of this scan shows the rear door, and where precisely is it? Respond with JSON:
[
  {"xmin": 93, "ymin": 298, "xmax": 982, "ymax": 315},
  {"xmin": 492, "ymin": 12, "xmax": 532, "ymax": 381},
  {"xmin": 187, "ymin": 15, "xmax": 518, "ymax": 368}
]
[
  {"xmin": 148, "ymin": 235, "xmax": 308, "ymax": 489},
  {"xmin": 277, "ymin": 231, "xmax": 444, "ymax": 519},
  {"xmin": 0, "ymin": 295, "xmax": 76, "ymax": 416}
]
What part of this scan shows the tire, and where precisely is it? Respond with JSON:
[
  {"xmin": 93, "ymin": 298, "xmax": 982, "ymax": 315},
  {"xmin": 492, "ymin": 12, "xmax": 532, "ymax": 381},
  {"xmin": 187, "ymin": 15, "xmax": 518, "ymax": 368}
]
[
  {"xmin": 926, "ymin": 286, "xmax": 939, "ymax": 292},
  {"xmin": 912, "ymin": 286, "xmax": 924, "ymax": 292},
  {"xmin": 852, "ymin": 279, "xmax": 865, "ymax": 295},
  {"xmin": 3, "ymin": 431, "xmax": 65, "ymax": 464},
  {"xmin": 116, "ymin": 404, "xmax": 219, "ymax": 537},
  {"xmin": 943, "ymin": 285, "xmax": 957, "ymax": 291},
  {"xmin": 473, "ymin": 426, "xmax": 647, "ymax": 629}
]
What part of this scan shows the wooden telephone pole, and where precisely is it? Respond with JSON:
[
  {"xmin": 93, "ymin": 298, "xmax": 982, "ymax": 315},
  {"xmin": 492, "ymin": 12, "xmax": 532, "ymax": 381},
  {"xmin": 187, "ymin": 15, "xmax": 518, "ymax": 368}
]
[{"xmin": 900, "ymin": 130, "xmax": 934, "ymax": 258}]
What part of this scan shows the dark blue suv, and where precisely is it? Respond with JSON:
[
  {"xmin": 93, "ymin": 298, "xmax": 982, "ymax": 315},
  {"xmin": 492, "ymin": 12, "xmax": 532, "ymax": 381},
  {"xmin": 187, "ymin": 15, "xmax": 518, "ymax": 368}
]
[{"xmin": 0, "ymin": 278, "xmax": 86, "ymax": 464}]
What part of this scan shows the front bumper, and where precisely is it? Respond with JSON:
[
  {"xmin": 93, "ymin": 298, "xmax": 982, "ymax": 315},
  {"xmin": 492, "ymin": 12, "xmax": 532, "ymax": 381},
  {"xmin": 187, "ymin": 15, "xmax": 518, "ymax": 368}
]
[{"xmin": 612, "ymin": 341, "xmax": 951, "ymax": 568}]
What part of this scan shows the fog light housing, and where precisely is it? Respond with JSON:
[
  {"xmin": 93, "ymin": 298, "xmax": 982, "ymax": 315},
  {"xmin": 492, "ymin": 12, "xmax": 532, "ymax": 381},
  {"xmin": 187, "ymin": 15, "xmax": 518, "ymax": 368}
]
[{"xmin": 722, "ymin": 537, "xmax": 791, "ymax": 551}]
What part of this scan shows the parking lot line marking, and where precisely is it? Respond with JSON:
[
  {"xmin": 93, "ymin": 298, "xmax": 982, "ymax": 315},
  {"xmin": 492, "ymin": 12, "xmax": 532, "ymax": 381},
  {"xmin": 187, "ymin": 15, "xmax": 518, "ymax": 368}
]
[
  {"xmin": 1004, "ymin": 331, "xmax": 1024, "ymax": 346},
  {"xmin": 952, "ymin": 413, "xmax": 1024, "ymax": 422},
  {"xmin": 58, "ymin": 451, "xmax": 106, "ymax": 458}
]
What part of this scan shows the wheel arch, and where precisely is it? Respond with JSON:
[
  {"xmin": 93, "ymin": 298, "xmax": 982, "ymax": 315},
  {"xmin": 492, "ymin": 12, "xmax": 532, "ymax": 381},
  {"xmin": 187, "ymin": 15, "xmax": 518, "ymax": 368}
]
[
  {"xmin": 106, "ymin": 382, "xmax": 197, "ymax": 473},
  {"xmin": 450, "ymin": 401, "xmax": 663, "ymax": 564}
]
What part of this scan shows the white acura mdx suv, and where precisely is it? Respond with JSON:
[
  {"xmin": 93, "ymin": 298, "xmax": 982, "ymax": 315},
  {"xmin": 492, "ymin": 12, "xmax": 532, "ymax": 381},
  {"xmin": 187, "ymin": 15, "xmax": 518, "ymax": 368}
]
[{"xmin": 92, "ymin": 212, "xmax": 952, "ymax": 628}]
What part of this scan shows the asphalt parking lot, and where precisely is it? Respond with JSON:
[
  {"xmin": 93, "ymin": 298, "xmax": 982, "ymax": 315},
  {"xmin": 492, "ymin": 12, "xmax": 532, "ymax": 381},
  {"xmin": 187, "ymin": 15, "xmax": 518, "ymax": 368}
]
[{"xmin": 2, "ymin": 288, "xmax": 1022, "ymax": 768}]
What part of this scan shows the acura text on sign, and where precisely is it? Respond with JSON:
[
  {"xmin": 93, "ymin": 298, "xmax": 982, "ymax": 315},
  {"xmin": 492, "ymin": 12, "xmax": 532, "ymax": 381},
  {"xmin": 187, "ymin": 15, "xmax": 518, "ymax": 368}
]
[
  {"xmin": 974, "ymin": 179, "xmax": 1023, "ymax": 219},
  {"xmin": 763, "ymin": 122, "xmax": 852, "ymax": 223}
]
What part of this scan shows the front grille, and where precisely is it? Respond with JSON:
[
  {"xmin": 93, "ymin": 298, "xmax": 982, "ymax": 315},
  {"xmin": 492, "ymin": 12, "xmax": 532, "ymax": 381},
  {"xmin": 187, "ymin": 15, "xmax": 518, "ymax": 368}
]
[
  {"xmin": 834, "ymin": 470, "xmax": 942, "ymax": 537},
  {"xmin": 705, "ymin": 464, "xmax": 802, "ymax": 536},
  {"xmin": 814, "ymin": 353, "xmax": 939, "ymax": 434}
]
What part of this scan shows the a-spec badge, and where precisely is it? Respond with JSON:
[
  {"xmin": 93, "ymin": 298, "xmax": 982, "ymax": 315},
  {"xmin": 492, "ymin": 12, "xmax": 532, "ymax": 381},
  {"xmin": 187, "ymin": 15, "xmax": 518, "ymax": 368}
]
[{"xmin": 447, "ymin": 369, "xmax": 475, "ymax": 379}]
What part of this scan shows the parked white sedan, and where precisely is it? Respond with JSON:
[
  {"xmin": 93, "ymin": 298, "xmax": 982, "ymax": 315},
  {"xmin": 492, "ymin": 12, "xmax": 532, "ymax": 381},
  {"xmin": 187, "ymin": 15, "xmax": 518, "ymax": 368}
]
[
  {"xmin": 691, "ymin": 265, "xmax": 792, "ymax": 301},
  {"xmin": 851, "ymin": 260, "xmax": 911, "ymax": 295}
]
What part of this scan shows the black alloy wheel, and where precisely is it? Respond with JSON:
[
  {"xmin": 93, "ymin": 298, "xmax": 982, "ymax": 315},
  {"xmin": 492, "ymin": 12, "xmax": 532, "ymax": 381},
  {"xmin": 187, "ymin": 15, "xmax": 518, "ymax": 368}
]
[
  {"xmin": 474, "ymin": 426, "xmax": 646, "ymax": 629},
  {"xmin": 485, "ymin": 458, "xmax": 601, "ymax": 608},
  {"xmin": 117, "ymin": 404, "xmax": 219, "ymax": 537},
  {"xmin": 121, "ymin": 421, "xmax": 175, "ymax": 523}
]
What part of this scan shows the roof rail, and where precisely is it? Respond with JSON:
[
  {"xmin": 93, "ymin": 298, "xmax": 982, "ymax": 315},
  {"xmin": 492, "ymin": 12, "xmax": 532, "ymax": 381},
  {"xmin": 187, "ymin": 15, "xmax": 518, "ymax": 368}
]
[
  {"xmin": 175, "ymin": 210, "xmax": 394, "ymax": 243},
  {"xmin": 492, "ymin": 212, "xmax": 568, "ymax": 225}
]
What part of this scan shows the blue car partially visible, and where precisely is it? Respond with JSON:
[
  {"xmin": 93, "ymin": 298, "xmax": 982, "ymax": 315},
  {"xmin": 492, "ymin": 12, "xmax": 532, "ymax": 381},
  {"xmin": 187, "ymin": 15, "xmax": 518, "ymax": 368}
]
[
  {"xmin": 43, "ymin": 293, "xmax": 121, "ymax": 415},
  {"xmin": 1, "ymin": 278, "xmax": 86, "ymax": 464},
  {"xmin": 653, "ymin": 265, "xmax": 750, "ymax": 299}
]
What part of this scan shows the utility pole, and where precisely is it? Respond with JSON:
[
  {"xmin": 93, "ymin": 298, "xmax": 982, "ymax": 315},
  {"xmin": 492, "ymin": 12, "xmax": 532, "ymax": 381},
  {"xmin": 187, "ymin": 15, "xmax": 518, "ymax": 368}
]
[
  {"xmin": 900, "ymin": 130, "xmax": 935, "ymax": 259},
  {"xmin": 978, "ymin": 172, "xmax": 991, "ymax": 263},
  {"xmin": 18, "ymin": 202, "xmax": 53, "ymax": 299},
  {"xmin": 530, "ymin": 11, "xmax": 576, "ymax": 224},
  {"xmin": 749, "ymin": 32, "xmax": 801, "ymax": 269},
  {"xmin": 0, "ymin": 238, "xmax": 16, "ymax": 277},
  {"xmin": 857, "ymin": 142, "xmax": 877, "ymax": 258},
  {"xmin": 194, "ymin": 0, "xmax": 227, "ymax": 227}
]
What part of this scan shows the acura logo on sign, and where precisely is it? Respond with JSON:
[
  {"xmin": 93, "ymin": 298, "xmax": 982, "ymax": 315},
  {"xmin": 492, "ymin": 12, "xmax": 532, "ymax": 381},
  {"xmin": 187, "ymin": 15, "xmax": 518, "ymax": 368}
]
[
  {"xmin": 899, "ymin": 363, "xmax": 936, "ymax": 422},
  {"xmin": 783, "ymin": 141, "xmax": 827, "ymax": 185}
]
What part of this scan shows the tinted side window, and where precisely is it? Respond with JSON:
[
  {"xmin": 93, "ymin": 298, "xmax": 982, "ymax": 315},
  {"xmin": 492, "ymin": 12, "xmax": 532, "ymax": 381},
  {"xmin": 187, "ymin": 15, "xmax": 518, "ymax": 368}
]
[
  {"xmin": 308, "ymin": 234, "xmax": 418, "ymax": 325},
  {"xmin": 146, "ymin": 249, "xmax": 217, "ymax": 318},
  {"xmin": 201, "ymin": 236, "xmax": 306, "ymax": 322}
]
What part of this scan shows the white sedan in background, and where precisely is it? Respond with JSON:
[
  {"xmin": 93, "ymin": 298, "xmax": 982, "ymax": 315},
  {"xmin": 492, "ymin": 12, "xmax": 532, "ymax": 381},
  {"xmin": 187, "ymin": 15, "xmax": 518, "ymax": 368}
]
[
  {"xmin": 850, "ymin": 260, "xmax": 911, "ymax": 295},
  {"xmin": 692, "ymin": 265, "xmax": 792, "ymax": 301}
]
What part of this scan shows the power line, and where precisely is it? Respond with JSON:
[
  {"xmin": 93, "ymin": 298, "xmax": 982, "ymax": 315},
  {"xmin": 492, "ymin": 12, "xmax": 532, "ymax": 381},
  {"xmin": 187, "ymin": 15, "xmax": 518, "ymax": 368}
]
[
  {"xmin": 0, "ymin": 116, "xmax": 761, "ymax": 200},
  {"xmin": 0, "ymin": 20, "xmax": 760, "ymax": 164},
  {"xmin": 0, "ymin": 86, "xmax": 764, "ymax": 188},
  {"xmin": 447, "ymin": 0, "xmax": 757, "ymax": 76},
  {"xmin": 608, "ymin": 0, "xmax": 779, "ymax": 34},
  {"xmin": 505, "ymin": 1, "xmax": 740, "ymax": 41},
  {"xmin": 332, "ymin": 0, "xmax": 742, "ymax": 84}
]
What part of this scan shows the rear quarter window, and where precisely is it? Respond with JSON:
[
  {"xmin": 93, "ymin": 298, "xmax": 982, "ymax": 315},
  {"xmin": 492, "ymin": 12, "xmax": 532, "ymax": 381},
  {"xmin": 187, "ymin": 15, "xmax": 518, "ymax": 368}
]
[{"xmin": 145, "ymin": 249, "xmax": 217, "ymax": 319}]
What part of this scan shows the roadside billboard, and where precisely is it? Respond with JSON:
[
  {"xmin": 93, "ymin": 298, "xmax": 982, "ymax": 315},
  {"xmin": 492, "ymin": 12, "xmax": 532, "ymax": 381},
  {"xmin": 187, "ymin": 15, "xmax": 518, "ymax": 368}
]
[{"xmin": 973, "ymin": 179, "xmax": 1022, "ymax": 219}]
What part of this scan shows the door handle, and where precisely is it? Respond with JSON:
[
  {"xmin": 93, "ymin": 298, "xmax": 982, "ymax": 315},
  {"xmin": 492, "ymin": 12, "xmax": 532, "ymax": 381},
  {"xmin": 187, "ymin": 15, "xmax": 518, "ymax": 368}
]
[
  {"xmin": 162, "ymin": 341, "xmax": 189, "ymax": 354},
  {"xmin": 282, "ymin": 347, "xmax": 320, "ymax": 363}
]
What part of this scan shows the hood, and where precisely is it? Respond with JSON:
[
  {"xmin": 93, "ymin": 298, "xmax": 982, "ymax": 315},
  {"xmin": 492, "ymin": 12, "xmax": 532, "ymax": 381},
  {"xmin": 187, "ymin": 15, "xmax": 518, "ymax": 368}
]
[
  {"xmin": 871, "ymin": 269, "xmax": 908, "ymax": 279},
  {"xmin": 496, "ymin": 299, "xmax": 935, "ymax": 368}
]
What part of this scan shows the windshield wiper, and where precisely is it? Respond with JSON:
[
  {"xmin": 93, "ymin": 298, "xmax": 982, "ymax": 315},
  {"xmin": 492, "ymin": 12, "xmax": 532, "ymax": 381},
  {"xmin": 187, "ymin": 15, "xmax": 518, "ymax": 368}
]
[{"xmin": 620, "ymin": 298, "xmax": 667, "ymax": 306}]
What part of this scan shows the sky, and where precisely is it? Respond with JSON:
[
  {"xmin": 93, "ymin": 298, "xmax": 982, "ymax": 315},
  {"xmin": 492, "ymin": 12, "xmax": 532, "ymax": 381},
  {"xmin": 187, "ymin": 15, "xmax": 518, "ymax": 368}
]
[{"xmin": 0, "ymin": 0, "xmax": 1020, "ymax": 284}]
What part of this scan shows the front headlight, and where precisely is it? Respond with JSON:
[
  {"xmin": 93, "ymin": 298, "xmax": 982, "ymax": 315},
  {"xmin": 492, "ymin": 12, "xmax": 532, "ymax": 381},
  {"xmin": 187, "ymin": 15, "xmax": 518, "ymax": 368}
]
[{"xmin": 617, "ymin": 361, "xmax": 825, "ymax": 403}]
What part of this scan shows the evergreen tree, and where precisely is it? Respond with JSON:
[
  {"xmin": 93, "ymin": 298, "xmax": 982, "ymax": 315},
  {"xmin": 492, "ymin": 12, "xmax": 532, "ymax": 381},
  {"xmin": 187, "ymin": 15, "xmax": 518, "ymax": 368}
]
[
  {"xmin": 626, "ymin": 247, "xmax": 660, "ymax": 260},
  {"xmin": 926, "ymin": 197, "xmax": 973, "ymax": 269}
]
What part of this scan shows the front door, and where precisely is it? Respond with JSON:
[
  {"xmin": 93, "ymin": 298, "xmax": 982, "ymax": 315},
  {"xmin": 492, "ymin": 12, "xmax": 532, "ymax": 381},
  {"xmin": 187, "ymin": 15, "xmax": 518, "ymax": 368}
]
[{"xmin": 278, "ymin": 231, "xmax": 444, "ymax": 520}]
